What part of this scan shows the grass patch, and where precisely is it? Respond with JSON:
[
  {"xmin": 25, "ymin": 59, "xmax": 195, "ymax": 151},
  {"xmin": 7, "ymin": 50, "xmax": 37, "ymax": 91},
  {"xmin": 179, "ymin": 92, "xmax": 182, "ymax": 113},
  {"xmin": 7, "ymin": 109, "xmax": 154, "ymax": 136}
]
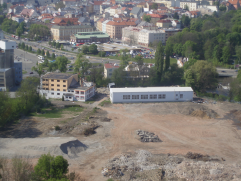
[
  {"xmin": 31, "ymin": 106, "xmax": 84, "ymax": 118},
  {"xmin": 22, "ymin": 70, "xmax": 27, "ymax": 74},
  {"xmin": 170, "ymin": 58, "xmax": 177, "ymax": 65},
  {"xmin": 99, "ymin": 99, "xmax": 111, "ymax": 107},
  {"xmin": 84, "ymin": 107, "xmax": 99, "ymax": 121},
  {"xmin": 143, "ymin": 58, "xmax": 155, "ymax": 63}
]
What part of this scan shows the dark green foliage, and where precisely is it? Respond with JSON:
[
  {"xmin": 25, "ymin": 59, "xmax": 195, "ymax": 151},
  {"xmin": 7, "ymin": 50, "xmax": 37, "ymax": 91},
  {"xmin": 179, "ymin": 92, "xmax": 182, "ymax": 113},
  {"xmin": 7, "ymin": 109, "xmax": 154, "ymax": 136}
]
[
  {"xmin": 135, "ymin": 55, "xmax": 143, "ymax": 66},
  {"xmin": 143, "ymin": 14, "xmax": 151, "ymax": 23},
  {"xmin": 155, "ymin": 42, "xmax": 164, "ymax": 84},
  {"xmin": 41, "ymin": 49, "xmax": 45, "ymax": 56},
  {"xmin": 173, "ymin": 12, "xmax": 179, "ymax": 19},
  {"xmin": 89, "ymin": 44, "xmax": 98, "ymax": 54},
  {"xmin": 28, "ymin": 24, "xmax": 50, "ymax": 40},
  {"xmin": 37, "ymin": 49, "xmax": 41, "ymax": 55},
  {"xmin": 52, "ymin": 53, "xmax": 55, "ymax": 59},
  {"xmin": 46, "ymin": 50, "xmax": 50, "ymax": 57},
  {"xmin": 98, "ymin": 51, "xmax": 106, "ymax": 57},
  {"xmin": 1, "ymin": 19, "xmax": 19, "ymax": 34},
  {"xmin": 56, "ymin": 56, "xmax": 68, "ymax": 72},
  {"xmin": 55, "ymin": 1, "xmax": 65, "ymax": 9},
  {"xmin": 34, "ymin": 154, "xmax": 69, "ymax": 180},
  {"xmin": 151, "ymin": 3, "xmax": 158, "ymax": 10},
  {"xmin": 82, "ymin": 45, "xmax": 89, "ymax": 54}
]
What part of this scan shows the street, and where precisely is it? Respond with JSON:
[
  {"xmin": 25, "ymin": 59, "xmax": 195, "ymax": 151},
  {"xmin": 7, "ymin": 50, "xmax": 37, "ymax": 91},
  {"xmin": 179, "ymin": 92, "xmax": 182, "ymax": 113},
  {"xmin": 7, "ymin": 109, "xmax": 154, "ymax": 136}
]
[{"xmin": 4, "ymin": 34, "xmax": 120, "ymax": 78}]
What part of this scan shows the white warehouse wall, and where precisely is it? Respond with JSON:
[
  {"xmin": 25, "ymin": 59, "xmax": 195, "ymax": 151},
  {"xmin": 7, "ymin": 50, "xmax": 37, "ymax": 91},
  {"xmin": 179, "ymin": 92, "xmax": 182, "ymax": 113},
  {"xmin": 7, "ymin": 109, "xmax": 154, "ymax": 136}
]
[{"xmin": 110, "ymin": 87, "xmax": 193, "ymax": 103}]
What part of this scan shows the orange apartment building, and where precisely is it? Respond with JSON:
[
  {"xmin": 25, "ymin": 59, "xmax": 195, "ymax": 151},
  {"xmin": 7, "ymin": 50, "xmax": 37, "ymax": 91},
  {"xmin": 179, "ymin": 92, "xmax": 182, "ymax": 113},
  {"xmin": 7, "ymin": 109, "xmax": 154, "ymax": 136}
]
[
  {"xmin": 39, "ymin": 73, "xmax": 96, "ymax": 102},
  {"xmin": 97, "ymin": 18, "xmax": 105, "ymax": 31},
  {"xmin": 106, "ymin": 20, "xmax": 136, "ymax": 39}
]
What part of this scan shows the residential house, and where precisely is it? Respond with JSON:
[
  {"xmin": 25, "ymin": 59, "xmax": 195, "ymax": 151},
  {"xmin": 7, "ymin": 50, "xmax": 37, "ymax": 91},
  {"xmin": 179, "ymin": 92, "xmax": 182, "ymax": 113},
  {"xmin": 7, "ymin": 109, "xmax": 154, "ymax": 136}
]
[
  {"xmin": 51, "ymin": 25, "xmax": 94, "ymax": 40},
  {"xmin": 109, "ymin": 5, "xmax": 118, "ymax": 16},
  {"xmin": 137, "ymin": 21, "xmax": 157, "ymax": 30},
  {"xmin": 20, "ymin": 9, "xmax": 39, "ymax": 18},
  {"xmin": 78, "ymin": 17, "xmax": 91, "ymax": 26},
  {"xmin": 130, "ymin": 7, "xmax": 143, "ymax": 18},
  {"xmin": 171, "ymin": 20, "xmax": 181, "ymax": 29},
  {"xmin": 39, "ymin": 72, "xmax": 96, "ymax": 102},
  {"xmin": 63, "ymin": 0, "xmax": 80, "ymax": 6},
  {"xmin": 97, "ymin": 18, "xmax": 105, "ymax": 31},
  {"xmin": 153, "ymin": 0, "xmax": 172, "ymax": 8},
  {"xmin": 163, "ymin": 28, "xmax": 181, "ymax": 42},
  {"xmin": 226, "ymin": 0, "xmax": 240, "ymax": 10},
  {"xmin": 94, "ymin": 1, "xmax": 104, "ymax": 13},
  {"xmin": 104, "ymin": 63, "xmax": 119, "ymax": 78},
  {"xmin": 156, "ymin": 20, "xmax": 172, "ymax": 28},
  {"xmin": 124, "ymin": 64, "xmax": 150, "ymax": 79},
  {"xmin": 180, "ymin": 1, "xmax": 198, "ymax": 11},
  {"xmin": 145, "ymin": 14, "xmax": 162, "ymax": 24}
]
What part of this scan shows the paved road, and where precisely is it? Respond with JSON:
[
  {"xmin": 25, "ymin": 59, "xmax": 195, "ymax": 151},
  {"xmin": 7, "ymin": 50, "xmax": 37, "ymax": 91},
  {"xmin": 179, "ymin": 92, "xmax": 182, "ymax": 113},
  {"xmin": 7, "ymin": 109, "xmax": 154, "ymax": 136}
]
[
  {"xmin": 216, "ymin": 68, "xmax": 238, "ymax": 78},
  {"xmin": 4, "ymin": 34, "xmax": 120, "ymax": 78}
]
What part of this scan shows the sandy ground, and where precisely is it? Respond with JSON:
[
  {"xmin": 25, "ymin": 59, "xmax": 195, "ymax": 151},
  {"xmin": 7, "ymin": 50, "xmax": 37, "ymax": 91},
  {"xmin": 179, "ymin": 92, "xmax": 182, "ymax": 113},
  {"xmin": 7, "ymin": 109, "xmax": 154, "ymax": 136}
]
[{"xmin": 1, "ymin": 95, "xmax": 241, "ymax": 181}]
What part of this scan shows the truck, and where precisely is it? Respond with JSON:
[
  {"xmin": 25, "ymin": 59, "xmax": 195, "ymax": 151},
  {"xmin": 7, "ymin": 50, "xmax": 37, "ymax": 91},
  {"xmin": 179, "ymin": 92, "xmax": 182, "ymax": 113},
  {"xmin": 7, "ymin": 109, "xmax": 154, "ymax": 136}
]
[
  {"xmin": 15, "ymin": 36, "xmax": 19, "ymax": 40},
  {"xmin": 12, "ymin": 35, "xmax": 15, "ymax": 38}
]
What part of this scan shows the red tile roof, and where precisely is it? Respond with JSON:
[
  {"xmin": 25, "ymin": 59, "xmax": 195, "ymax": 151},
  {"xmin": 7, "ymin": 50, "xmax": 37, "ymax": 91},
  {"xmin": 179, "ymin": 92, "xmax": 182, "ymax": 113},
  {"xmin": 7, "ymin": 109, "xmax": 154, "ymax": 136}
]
[
  {"xmin": 104, "ymin": 63, "xmax": 119, "ymax": 69},
  {"xmin": 146, "ymin": 14, "xmax": 161, "ymax": 18},
  {"xmin": 94, "ymin": 1, "xmax": 104, "ymax": 5}
]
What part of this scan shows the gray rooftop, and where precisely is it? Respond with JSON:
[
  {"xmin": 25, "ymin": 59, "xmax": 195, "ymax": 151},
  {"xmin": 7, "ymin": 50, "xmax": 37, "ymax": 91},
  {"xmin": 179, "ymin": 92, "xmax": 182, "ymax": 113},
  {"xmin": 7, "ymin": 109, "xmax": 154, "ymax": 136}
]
[{"xmin": 42, "ymin": 73, "xmax": 76, "ymax": 79}]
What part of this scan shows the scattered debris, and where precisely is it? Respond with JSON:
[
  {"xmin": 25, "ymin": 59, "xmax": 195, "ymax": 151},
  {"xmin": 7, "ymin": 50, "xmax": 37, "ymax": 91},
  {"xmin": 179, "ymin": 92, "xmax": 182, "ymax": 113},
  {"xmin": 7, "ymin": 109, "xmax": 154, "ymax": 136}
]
[{"xmin": 136, "ymin": 130, "xmax": 161, "ymax": 142}]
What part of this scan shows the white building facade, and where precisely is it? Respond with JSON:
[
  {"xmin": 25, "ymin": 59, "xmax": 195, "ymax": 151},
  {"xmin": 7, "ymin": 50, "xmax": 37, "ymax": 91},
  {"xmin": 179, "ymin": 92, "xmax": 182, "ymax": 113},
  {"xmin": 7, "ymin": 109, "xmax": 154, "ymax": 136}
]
[
  {"xmin": 110, "ymin": 87, "xmax": 193, "ymax": 103},
  {"xmin": 180, "ymin": 1, "xmax": 198, "ymax": 11},
  {"xmin": 138, "ymin": 29, "xmax": 165, "ymax": 47}
]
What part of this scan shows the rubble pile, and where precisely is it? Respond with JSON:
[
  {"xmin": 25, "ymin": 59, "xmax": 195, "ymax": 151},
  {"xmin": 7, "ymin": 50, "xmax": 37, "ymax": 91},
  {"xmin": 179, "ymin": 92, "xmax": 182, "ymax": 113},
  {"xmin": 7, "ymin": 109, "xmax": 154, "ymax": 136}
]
[
  {"xmin": 102, "ymin": 150, "xmax": 159, "ymax": 179},
  {"xmin": 136, "ymin": 130, "xmax": 161, "ymax": 142}
]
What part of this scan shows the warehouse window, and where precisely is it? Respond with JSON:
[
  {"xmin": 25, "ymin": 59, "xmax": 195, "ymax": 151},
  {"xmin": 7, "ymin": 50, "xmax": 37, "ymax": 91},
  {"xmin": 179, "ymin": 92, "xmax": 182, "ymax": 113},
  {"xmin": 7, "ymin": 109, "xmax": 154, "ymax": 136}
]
[
  {"xmin": 150, "ymin": 94, "xmax": 157, "ymax": 99},
  {"xmin": 123, "ymin": 95, "xmax": 130, "ymax": 99},
  {"xmin": 180, "ymin": 94, "xmax": 183, "ymax": 98},
  {"xmin": 132, "ymin": 95, "xmax": 139, "ymax": 99},
  {"xmin": 57, "ymin": 93, "xmax": 60, "ymax": 95},
  {"xmin": 158, "ymin": 94, "xmax": 166, "ymax": 99},
  {"xmin": 141, "ymin": 95, "xmax": 148, "ymax": 99}
]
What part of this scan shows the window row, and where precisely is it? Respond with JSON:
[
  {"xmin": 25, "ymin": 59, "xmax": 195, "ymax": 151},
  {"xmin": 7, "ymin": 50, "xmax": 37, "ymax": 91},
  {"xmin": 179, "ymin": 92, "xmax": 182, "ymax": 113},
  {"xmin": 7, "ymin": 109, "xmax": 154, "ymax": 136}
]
[
  {"xmin": 123, "ymin": 94, "xmax": 167, "ymax": 100},
  {"xmin": 50, "ymin": 84, "xmax": 66, "ymax": 87},
  {"xmin": 43, "ymin": 79, "xmax": 66, "ymax": 83}
]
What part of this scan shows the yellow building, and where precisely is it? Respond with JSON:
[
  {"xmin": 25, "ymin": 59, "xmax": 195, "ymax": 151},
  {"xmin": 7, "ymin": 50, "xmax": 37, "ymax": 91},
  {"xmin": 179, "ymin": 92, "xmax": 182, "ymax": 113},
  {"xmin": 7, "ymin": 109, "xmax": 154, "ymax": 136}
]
[
  {"xmin": 156, "ymin": 20, "xmax": 172, "ymax": 28},
  {"xmin": 40, "ymin": 73, "xmax": 96, "ymax": 101}
]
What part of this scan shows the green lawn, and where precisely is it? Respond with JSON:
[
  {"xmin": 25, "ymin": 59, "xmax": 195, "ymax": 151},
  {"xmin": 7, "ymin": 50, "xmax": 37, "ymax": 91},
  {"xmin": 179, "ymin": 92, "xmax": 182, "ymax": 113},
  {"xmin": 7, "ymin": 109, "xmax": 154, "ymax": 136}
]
[
  {"xmin": 99, "ymin": 99, "xmax": 111, "ymax": 107},
  {"xmin": 170, "ymin": 58, "xmax": 177, "ymax": 65},
  {"xmin": 31, "ymin": 106, "xmax": 84, "ymax": 118},
  {"xmin": 22, "ymin": 70, "xmax": 27, "ymax": 74}
]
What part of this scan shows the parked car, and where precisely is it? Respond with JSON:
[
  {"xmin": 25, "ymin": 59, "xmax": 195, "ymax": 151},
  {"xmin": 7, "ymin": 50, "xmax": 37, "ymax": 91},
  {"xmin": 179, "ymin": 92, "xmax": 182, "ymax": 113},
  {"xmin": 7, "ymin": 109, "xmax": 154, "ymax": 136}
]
[{"xmin": 29, "ymin": 72, "xmax": 33, "ymax": 74}]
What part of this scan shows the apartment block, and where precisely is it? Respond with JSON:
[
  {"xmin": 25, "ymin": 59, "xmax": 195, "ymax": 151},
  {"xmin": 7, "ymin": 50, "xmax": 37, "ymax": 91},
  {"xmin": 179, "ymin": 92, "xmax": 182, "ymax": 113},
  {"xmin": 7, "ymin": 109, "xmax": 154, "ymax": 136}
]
[
  {"xmin": 51, "ymin": 25, "xmax": 94, "ymax": 41},
  {"xmin": 39, "ymin": 73, "xmax": 96, "ymax": 102},
  {"xmin": 138, "ymin": 29, "xmax": 165, "ymax": 47},
  {"xmin": 0, "ymin": 40, "xmax": 18, "ymax": 91},
  {"xmin": 180, "ymin": 1, "xmax": 198, "ymax": 11}
]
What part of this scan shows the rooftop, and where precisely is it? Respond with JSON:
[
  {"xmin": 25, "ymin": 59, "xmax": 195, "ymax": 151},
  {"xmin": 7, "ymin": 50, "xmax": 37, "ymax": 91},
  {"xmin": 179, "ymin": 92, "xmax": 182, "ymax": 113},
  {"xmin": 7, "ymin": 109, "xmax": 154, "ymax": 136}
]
[
  {"xmin": 42, "ymin": 73, "xmax": 76, "ymax": 79},
  {"xmin": 110, "ymin": 87, "xmax": 193, "ymax": 93},
  {"xmin": 73, "ymin": 31, "xmax": 110, "ymax": 39},
  {"xmin": 51, "ymin": 25, "xmax": 93, "ymax": 29},
  {"xmin": 104, "ymin": 63, "xmax": 119, "ymax": 69}
]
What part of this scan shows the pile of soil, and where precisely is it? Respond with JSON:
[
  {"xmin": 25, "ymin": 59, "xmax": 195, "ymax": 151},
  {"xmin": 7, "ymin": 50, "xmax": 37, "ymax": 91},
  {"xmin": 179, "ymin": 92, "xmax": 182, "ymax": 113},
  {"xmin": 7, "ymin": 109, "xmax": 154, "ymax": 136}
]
[
  {"xmin": 179, "ymin": 105, "xmax": 218, "ymax": 119},
  {"xmin": 229, "ymin": 110, "xmax": 241, "ymax": 121}
]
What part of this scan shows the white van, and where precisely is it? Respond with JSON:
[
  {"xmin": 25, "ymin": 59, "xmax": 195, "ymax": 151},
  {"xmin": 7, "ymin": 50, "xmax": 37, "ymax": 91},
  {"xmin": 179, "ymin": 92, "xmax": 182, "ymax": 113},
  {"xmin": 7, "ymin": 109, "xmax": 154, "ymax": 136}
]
[{"xmin": 38, "ymin": 55, "xmax": 45, "ymax": 60}]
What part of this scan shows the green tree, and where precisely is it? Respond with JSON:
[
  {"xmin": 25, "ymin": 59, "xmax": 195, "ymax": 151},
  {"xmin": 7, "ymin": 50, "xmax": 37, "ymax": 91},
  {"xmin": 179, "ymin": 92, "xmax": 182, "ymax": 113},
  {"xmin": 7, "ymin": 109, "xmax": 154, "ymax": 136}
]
[
  {"xmin": 89, "ymin": 44, "xmax": 98, "ymax": 54},
  {"xmin": 74, "ymin": 53, "xmax": 91, "ymax": 78},
  {"xmin": 1, "ymin": 19, "xmax": 19, "ymax": 34},
  {"xmin": 21, "ymin": 42, "xmax": 25, "ymax": 49},
  {"xmin": 184, "ymin": 60, "xmax": 218, "ymax": 92},
  {"xmin": 155, "ymin": 42, "xmax": 164, "ymax": 84},
  {"xmin": 52, "ymin": 53, "xmax": 55, "ymax": 59},
  {"xmin": 2, "ymin": 2, "xmax": 7, "ymax": 9},
  {"xmin": 173, "ymin": 12, "xmax": 179, "ymax": 19},
  {"xmin": 56, "ymin": 42, "xmax": 60, "ymax": 49},
  {"xmin": 151, "ymin": 3, "xmax": 158, "ymax": 10},
  {"xmin": 182, "ymin": 40, "xmax": 196, "ymax": 58},
  {"xmin": 55, "ymin": 1, "xmax": 65, "ymax": 9},
  {"xmin": 222, "ymin": 46, "xmax": 230, "ymax": 63},
  {"xmin": 41, "ymin": 49, "xmax": 45, "ymax": 56},
  {"xmin": 28, "ymin": 46, "xmax": 32, "ymax": 52},
  {"xmin": 78, "ymin": 48, "xmax": 81, "ymax": 53},
  {"xmin": 48, "ymin": 41, "xmax": 52, "ymax": 45},
  {"xmin": 165, "ymin": 45, "xmax": 172, "ymax": 70},
  {"xmin": 31, "ymin": 65, "xmax": 43, "ymax": 77},
  {"xmin": 0, "ymin": 15, "xmax": 4, "ymax": 24},
  {"xmin": 33, "ymin": 154, "xmax": 69, "ymax": 180},
  {"xmin": 235, "ymin": 45, "xmax": 241, "ymax": 63},
  {"xmin": 25, "ymin": 45, "xmax": 28, "ymax": 51},
  {"xmin": 71, "ymin": 47, "xmax": 74, "ymax": 51},
  {"xmin": 52, "ymin": 41, "xmax": 56, "ymax": 47},
  {"xmin": 46, "ymin": 50, "xmax": 50, "ymax": 58},
  {"xmin": 181, "ymin": 15, "xmax": 190, "ymax": 28},
  {"xmin": 135, "ymin": 55, "xmax": 143, "ymax": 66},
  {"xmin": 98, "ymin": 51, "xmax": 106, "ymax": 57},
  {"xmin": 82, "ymin": 45, "xmax": 89, "ymax": 54},
  {"xmin": 28, "ymin": 24, "xmax": 50, "ymax": 40},
  {"xmin": 37, "ymin": 48, "xmax": 41, "ymax": 55},
  {"xmin": 61, "ymin": 44, "xmax": 64, "ymax": 50},
  {"xmin": 56, "ymin": 56, "xmax": 68, "ymax": 72},
  {"xmin": 143, "ymin": 14, "xmax": 151, "ymax": 23},
  {"xmin": 184, "ymin": 4, "xmax": 189, "ymax": 10}
]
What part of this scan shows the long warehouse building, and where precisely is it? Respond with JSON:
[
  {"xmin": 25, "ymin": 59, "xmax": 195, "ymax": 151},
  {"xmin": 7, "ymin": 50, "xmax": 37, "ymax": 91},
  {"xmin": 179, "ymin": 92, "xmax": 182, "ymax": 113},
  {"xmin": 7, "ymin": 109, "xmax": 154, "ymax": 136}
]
[{"xmin": 110, "ymin": 87, "xmax": 193, "ymax": 103}]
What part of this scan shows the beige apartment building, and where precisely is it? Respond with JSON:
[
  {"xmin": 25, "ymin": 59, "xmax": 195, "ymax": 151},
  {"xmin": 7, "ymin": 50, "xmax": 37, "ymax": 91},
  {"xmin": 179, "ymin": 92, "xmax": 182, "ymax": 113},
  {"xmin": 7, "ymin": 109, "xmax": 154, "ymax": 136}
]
[
  {"xmin": 97, "ymin": 18, "xmax": 105, "ymax": 31},
  {"xmin": 156, "ymin": 20, "xmax": 172, "ymax": 28},
  {"xmin": 39, "ymin": 73, "xmax": 96, "ymax": 102},
  {"xmin": 106, "ymin": 21, "xmax": 136, "ymax": 39},
  {"xmin": 104, "ymin": 63, "xmax": 119, "ymax": 78},
  {"xmin": 51, "ymin": 25, "xmax": 94, "ymax": 40},
  {"xmin": 180, "ymin": 1, "xmax": 198, "ymax": 11}
]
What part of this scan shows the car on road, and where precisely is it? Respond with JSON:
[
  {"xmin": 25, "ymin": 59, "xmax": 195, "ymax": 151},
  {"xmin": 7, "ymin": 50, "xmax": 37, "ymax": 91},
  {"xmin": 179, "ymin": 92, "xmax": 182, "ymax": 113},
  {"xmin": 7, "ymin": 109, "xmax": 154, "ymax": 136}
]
[
  {"xmin": 37, "ymin": 41, "xmax": 42, "ymax": 43},
  {"xmin": 52, "ymin": 50, "xmax": 55, "ymax": 52},
  {"xmin": 221, "ymin": 71, "xmax": 226, "ymax": 73},
  {"xmin": 29, "ymin": 72, "xmax": 33, "ymax": 74}
]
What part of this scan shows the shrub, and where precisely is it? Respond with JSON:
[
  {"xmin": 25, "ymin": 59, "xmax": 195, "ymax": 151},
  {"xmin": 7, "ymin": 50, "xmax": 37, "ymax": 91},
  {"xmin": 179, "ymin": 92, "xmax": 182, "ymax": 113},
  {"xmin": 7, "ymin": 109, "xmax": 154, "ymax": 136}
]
[
  {"xmin": 55, "ymin": 125, "xmax": 61, "ymax": 130},
  {"xmin": 84, "ymin": 128, "xmax": 95, "ymax": 136}
]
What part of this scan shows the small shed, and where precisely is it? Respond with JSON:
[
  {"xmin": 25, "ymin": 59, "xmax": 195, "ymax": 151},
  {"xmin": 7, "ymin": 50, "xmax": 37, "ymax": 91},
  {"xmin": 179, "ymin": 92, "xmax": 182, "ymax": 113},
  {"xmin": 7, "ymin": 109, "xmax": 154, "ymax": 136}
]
[{"xmin": 110, "ymin": 87, "xmax": 193, "ymax": 103}]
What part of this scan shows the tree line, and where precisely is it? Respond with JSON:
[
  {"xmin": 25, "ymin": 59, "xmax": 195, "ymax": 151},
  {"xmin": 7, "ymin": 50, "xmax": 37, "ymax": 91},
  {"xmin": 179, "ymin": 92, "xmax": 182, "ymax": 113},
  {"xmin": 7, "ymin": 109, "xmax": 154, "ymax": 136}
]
[
  {"xmin": 0, "ymin": 153, "xmax": 83, "ymax": 181},
  {"xmin": 166, "ymin": 10, "xmax": 241, "ymax": 68},
  {"xmin": 0, "ymin": 77, "xmax": 48, "ymax": 127}
]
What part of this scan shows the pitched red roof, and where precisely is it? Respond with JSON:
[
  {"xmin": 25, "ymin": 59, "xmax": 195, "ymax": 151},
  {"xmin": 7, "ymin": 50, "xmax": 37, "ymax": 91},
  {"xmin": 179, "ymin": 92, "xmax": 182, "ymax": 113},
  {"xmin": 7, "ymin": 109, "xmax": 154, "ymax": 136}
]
[
  {"xmin": 104, "ymin": 63, "xmax": 119, "ymax": 69},
  {"xmin": 94, "ymin": 1, "xmax": 104, "ymax": 5},
  {"xmin": 146, "ymin": 14, "xmax": 161, "ymax": 18}
]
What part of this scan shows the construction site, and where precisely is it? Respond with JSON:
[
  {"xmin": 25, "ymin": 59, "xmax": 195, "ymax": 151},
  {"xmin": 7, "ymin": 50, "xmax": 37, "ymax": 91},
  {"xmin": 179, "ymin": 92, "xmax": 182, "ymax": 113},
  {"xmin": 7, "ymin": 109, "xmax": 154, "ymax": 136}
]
[{"xmin": 1, "ymin": 88, "xmax": 241, "ymax": 181}]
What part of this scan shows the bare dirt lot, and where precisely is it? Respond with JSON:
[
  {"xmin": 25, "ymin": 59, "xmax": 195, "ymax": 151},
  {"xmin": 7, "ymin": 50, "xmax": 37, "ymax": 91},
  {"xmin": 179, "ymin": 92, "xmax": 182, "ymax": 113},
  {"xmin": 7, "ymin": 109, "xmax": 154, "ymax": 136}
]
[{"xmin": 1, "ymin": 94, "xmax": 241, "ymax": 180}]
